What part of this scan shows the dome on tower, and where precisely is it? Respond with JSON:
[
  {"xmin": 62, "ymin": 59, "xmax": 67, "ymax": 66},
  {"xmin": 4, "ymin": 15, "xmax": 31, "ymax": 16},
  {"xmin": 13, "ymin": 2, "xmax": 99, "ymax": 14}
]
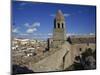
[{"xmin": 55, "ymin": 10, "xmax": 64, "ymax": 20}]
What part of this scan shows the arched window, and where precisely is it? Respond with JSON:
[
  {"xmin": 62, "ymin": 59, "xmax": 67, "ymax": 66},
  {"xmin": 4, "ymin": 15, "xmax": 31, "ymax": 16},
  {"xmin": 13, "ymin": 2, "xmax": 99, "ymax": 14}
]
[
  {"xmin": 54, "ymin": 19, "xmax": 56, "ymax": 28},
  {"xmin": 57, "ymin": 23, "xmax": 60, "ymax": 28},
  {"xmin": 62, "ymin": 23, "xmax": 64, "ymax": 28}
]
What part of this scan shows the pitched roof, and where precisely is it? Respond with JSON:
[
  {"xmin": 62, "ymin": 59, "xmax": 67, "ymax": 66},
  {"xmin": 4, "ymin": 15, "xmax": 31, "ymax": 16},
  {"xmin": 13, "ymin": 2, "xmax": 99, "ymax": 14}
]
[{"xmin": 55, "ymin": 10, "xmax": 64, "ymax": 20}]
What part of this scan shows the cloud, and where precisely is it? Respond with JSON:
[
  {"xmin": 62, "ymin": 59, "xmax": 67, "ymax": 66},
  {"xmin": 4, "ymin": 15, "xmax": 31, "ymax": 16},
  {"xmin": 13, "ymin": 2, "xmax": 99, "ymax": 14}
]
[
  {"xmin": 24, "ymin": 22, "xmax": 40, "ymax": 34},
  {"xmin": 67, "ymin": 33, "xmax": 95, "ymax": 37},
  {"xmin": 64, "ymin": 14, "xmax": 70, "ymax": 17},
  {"xmin": 32, "ymin": 22, "xmax": 40, "ymax": 27},
  {"xmin": 20, "ymin": 2, "xmax": 27, "ymax": 6},
  {"xmin": 24, "ymin": 22, "xmax": 40, "ymax": 28},
  {"xmin": 26, "ymin": 28, "xmax": 37, "ymax": 33},
  {"xmin": 12, "ymin": 28, "xmax": 19, "ymax": 33},
  {"xmin": 67, "ymin": 33, "xmax": 80, "ymax": 36},
  {"xmin": 24, "ymin": 23, "xmax": 30, "ymax": 27},
  {"xmin": 48, "ymin": 33, "xmax": 53, "ymax": 36},
  {"xmin": 19, "ymin": 33, "xmax": 28, "ymax": 36},
  {"xmin": 50, "ymin": 13, "xmax": 70, "ymax": 17},
  {"xmin": 50, "ymin": 14, "xmax": 55, "ymax": 17},
  {"xmin": 89, "ymin": 33, "xmax": 95, "ymax": 35}
]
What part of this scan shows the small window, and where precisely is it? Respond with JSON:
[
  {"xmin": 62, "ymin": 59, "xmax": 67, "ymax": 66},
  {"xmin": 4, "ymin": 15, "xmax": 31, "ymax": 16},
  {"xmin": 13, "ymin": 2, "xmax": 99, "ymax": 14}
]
[
  {"xmin": 54, "ymin": 19, "xmax": 56, "ymax": 28},
  {"xmin": 57, "ymin": 23, "xmax": 60, "ymax": 28},
  {"xmin": 62, "ymin": 23, "xmax": 64, "ymax": 28},
  {"xmin": 79, "ymin": 48, "xmax": 82, "ymax": 51}
]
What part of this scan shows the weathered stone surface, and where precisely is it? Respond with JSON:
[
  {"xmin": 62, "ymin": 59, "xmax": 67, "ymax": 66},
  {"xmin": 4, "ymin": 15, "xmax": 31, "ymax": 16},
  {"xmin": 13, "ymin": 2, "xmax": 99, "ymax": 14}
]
[
  {"xmin": 62, "ymin": 42, "xmax": 73, "ymax": 69},
  {"xmin": 28, "ymin": 42, "xmax": 74, "ymax": 72},
  {"xmin": 27, "ymin": 10, "xmax": 96, "ymax": 72},
  {"xmin": 29, "ymin": 45, "xmax": 69, "ymax": 72},
  {"xmin": 53, "ymin": 10, "xmax": 66, "ymax": 48}
]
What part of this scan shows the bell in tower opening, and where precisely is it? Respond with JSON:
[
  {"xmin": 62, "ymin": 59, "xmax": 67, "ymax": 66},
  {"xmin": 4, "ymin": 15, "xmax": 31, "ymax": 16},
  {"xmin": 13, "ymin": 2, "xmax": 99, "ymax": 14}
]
[{"xmin": 52, "ymin": 10, "xmax": 66, "ymax": 48}]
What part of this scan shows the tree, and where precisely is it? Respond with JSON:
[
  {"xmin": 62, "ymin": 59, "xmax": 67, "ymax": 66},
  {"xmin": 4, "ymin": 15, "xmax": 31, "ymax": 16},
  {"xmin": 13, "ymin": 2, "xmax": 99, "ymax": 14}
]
[{"xmin": 67, "ymin": 48, "xmax": 96, "ymax": 70}]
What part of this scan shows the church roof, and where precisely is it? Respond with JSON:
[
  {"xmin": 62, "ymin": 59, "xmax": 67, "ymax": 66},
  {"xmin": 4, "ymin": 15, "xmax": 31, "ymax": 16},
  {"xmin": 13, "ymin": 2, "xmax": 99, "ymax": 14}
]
[
  {"xmin": 55, "ymin": 10, "xmax": 64, "ymax": 20},
  {"xmin": 67, "ymin": 35, "xmax": 96, "ymax": 44}
]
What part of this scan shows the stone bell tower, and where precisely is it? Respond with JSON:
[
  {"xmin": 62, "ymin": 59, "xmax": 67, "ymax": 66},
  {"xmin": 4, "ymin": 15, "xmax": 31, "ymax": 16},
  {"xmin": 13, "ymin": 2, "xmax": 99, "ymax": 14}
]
[{"xmin": 53, "ymin": 10, "xmax": 66, "ymax": 48}]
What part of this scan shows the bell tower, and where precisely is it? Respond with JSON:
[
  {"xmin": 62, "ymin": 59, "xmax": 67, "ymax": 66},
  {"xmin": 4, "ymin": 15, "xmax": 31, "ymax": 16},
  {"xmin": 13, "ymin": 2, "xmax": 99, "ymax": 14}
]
[{"xmin": 53, "ymin": 10, "xmax": 66, "ymax": 48}]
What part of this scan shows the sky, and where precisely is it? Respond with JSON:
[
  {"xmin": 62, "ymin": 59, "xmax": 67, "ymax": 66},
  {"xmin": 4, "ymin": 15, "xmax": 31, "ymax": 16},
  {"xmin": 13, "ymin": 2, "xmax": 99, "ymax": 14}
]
[{"xmin": 12, "ymin": 1, "xmax": 96, "ymax": 39}]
